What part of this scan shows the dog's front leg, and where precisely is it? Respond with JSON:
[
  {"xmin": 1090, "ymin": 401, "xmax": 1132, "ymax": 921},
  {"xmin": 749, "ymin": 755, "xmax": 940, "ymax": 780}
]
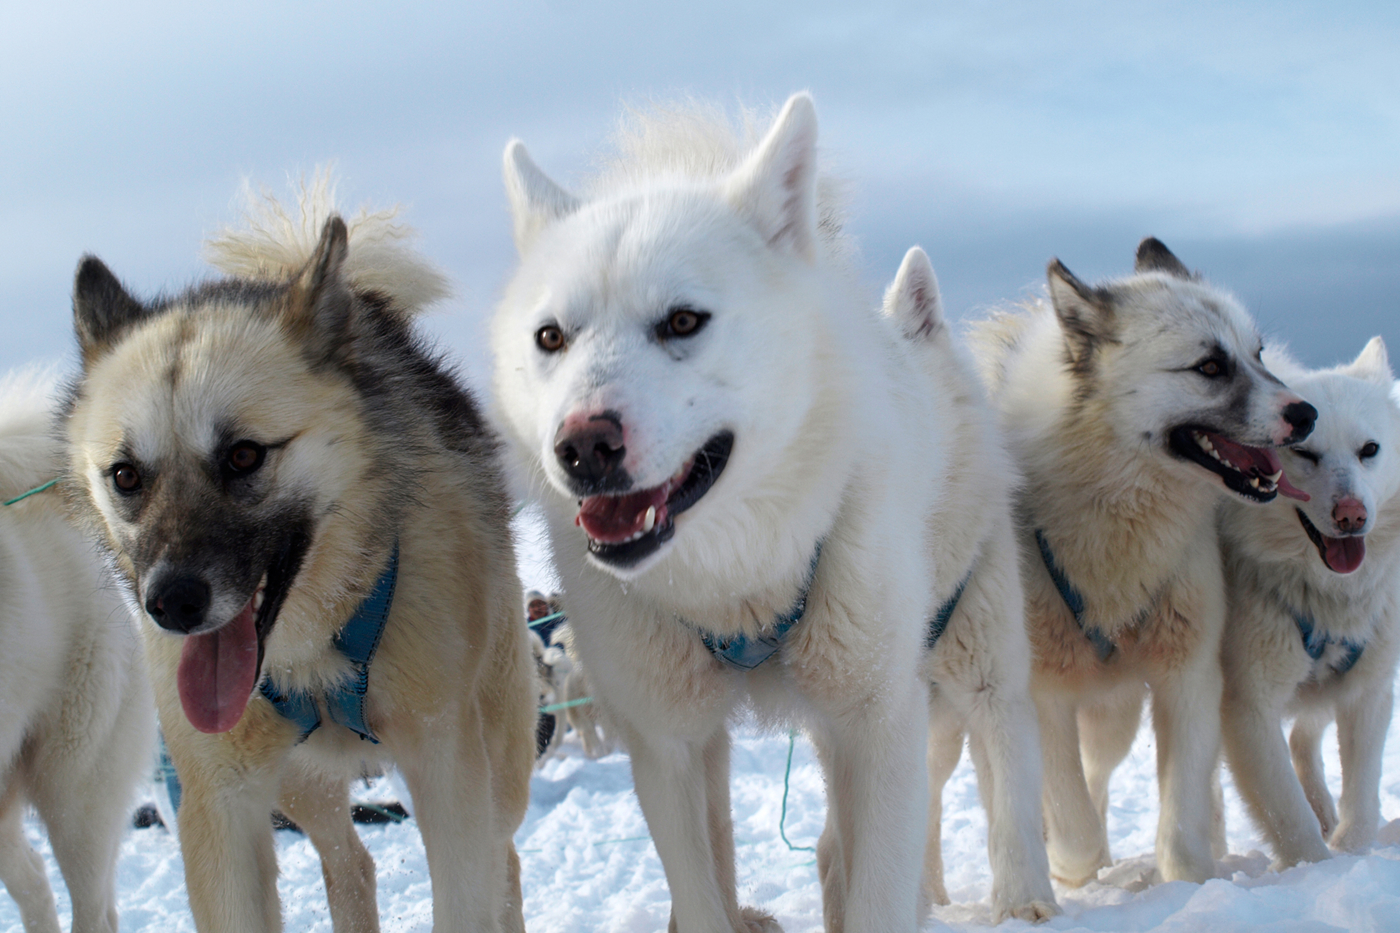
[
  {"xmin": 1330, "ymin": 677, "xmax": 1394, "ymax": 852},
  {"xmin": 278, "ymin": 765, "xmax": 379, "ymax": 932},
  {"xmin": 1034, "ymin": 689, "xmax": 1109, "ymax": 886},
  {"xmin": 177, "ymin": 760, "xmax": 283, "ymax": 933},
  {"xmin": 1147, "ymin": 650, "xmax": 1223, "ymax": 883},
  {"xmin": 816, "ymin": 680, "xmax": 928, "ymax": 933},
  {"xmin": 625, "ymin": 723, "xmax": 757, "ymax": 933},
  {"xmin": 396, "ymin": 704, "xmax": 505, "ymax": 933}
]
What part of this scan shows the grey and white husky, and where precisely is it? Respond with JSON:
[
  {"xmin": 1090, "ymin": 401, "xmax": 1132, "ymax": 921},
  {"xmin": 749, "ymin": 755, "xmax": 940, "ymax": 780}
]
[
  {"xmin": 969, "ymin": 239, "xmax": 1316, "ymax": 886},
  {"xmin": 1220, "ymin": 337, "xmax": 1400, "ymax": 868},
  {"xmin": 62, "ymin": 184, "xmax": 536, "ymax": 933}
]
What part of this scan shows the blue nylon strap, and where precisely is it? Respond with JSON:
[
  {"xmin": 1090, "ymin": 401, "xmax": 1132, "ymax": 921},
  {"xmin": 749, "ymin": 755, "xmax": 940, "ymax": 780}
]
[
  {"xmin": 260, "ymin": 543, "xmax": 399, "ymax": 744},
  {"xmin": 926, "ymin": 568, "xmax": 973, "ymax": 651},
  {"xmin": 697, "ymin": 543, "xmax": 822, "ymax": 672},
  {"xmin": 1034, "ymin": 529, "xmax": 1115, "ymax": 662},
  {"xmin": 1291, "ymin": 608, "xmax": 1365, "ymax": 676}
]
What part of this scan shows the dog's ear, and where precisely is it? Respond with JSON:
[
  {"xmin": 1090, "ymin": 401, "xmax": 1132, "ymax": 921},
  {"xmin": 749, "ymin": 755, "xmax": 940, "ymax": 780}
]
[
  {"xmin": 1350, "ymin": 336, "xmax": 1394, "ymax": 387},
  {"xmin": 73, "ymin": 257, "xmax": 152, "ymax": 364},
  {"xmin": 503, "ymin": 140, "xmax": 580, "ymax": 255},
  {"xmin": 883, "ymin": 246, "xmax": 944, "ymax": 343},
  {"xmin": 285, "ymin": 216, "xmax": 354, "ymax": 362},
  {"xmin": 1048, "ymin": 259, "xmax": 1115, "ymax": 369},
  {"xmin": 724, "ymin": 93, "xmax": 819, "ymax": 260},
  {"xmin": 1134, "ymin": 237, "xmax": 1193, "ymax": 279}
]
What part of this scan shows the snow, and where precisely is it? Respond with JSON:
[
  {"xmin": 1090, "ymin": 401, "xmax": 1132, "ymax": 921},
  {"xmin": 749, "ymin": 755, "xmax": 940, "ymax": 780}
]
[{"xmin": 5, "ymin": 513, "xmax": 1400, "ymax": 933}]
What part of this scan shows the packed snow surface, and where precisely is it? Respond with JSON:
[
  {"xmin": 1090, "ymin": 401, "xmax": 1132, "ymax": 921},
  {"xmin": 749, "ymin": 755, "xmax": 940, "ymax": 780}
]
[{"xmin": 4, "ymin": 512, "xmax": 1399, "ymax": 932}]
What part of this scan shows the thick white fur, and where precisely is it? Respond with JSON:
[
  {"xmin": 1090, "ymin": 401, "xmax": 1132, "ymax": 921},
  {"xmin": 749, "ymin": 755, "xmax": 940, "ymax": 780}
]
[
  {"xmin": 550, "ymin": 624, "xmax": 615, "ymax": 759},
  {"xmin": 493, "ymin": 95, "xmax": 947, "ymax": 932},
  {"xmin": 204, "ymin": 169, "xmax": 450, "ymax": 314},
  {"xmin": 1220, "ymin": 338, "xmax": 1400, "ymax": 867},
  {"xmin": 969, "ymin": 253, "xmax": 1311, "ymax": 887},
  {"xmin": 0, "ymin": 368, "xmax": 154, "ymax": 933},
  {"xmin": 879, "ymin": 248, "xmax": 1057, "ymax": 921}
]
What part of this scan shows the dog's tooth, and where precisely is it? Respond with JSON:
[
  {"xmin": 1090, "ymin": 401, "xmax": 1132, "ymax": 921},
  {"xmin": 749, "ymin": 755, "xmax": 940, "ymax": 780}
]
[
  {"xmin": 1267, "ymin": 470, "xmax": 1282, "ymax": 483},
  {"xmin": 1249, "ymin": 477, "xmax": 1261, "ymax": 489},
  {"xmin": 253, "ymin": 589, "xmax": 265, "ymax": 611},
  {"xmin": 643, "ymin": 505, "xmax": 656, "ymax": 534},
  {"xmin": 1210, "ymin": 449, "xmax": 1222, "ymax": 461}
]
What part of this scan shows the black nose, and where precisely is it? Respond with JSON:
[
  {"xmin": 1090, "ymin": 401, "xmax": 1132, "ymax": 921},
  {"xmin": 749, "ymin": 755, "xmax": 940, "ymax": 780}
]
[
  {"xmin": 145, "ymin": 576, "xmax": 212, "ymax": 633},
  {"xmin": 554, "ymin": 413, "xmax": 627, "ymax": 490},
  {"xmin": 1282, "ymin": 401, "xmax": 1318, "ymax": 444}
]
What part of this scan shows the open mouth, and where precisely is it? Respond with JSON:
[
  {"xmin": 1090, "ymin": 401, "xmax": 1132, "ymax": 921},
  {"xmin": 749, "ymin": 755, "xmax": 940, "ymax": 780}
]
[
  {"xmin": 575, "ymin": 431, "xmax": 733, "ymax": 569},
  {"xmin": 175, "ymin": 530, "xmax": 310, "ymax": 733},
  {"xmin": 1296, "ymin": 508, "xmax": 1366, "ymax": 574},
  {"xmin": 1168, "ymin": 426, "xmax": 1309, "ymax": 503}
]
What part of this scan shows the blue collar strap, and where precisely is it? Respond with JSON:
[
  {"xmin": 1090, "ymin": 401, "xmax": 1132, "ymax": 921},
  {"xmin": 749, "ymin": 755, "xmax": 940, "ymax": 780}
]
[
  {"xmin": 260, "ymin": 543, "xmax": 400, "ymax": 744},
  {"xmin": 697, "ymin": 543, "xmax": 822, "ymax": 672},
  {"xmin": 1035, "ymin": 529, "xmax": 1115, "ymax": 662},
  {"xmin": 1291, "ymin": 608, "xmax": 1364, "ymax": 676},
  {"xmin": 926, "ymin": 567, "xmax": 974, "ymax": 651}
]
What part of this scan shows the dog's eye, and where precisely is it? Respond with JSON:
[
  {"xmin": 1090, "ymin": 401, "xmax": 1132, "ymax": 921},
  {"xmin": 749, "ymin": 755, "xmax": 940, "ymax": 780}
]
[
  {"xmin": 112, "ymin": 463, "xmax": 142, "ymax": 494},
  {"xmin": 225, "ymin": 441, "xmax": 266, "ymax": 475},
  {"xmin": 1360, "ymin": 441, "xmax": 1380, "ymax": 460},
  {"xmin": 1291, "ymin": 447, "xmax": 1320, "ymax": 464},
  {"xmin": 536, "ymin": 325, "xmax": 566, "ymax": 353},
  {"xmin": 1194, "ymin": 357, "xmax": 1228, "ymax": 378},
  {"xmin": 657, "ymin": 307, "xmax": 710, "ymax": 340}
]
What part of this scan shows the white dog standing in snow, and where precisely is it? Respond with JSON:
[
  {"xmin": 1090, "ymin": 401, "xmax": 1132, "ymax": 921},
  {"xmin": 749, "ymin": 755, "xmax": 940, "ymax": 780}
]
[
  {"xmin": 492, "ymin": 94, "xmax": 962, "ymax": 932},
  {"xmin": 880, "ymin": 248, "xmax": 1056, "ymax": 921},
  {"xmin": 0, "ymin": 368, "xmax": 154, "ymax": 933},
  {"xmin": 1220, "ymin": 337, "xmax": 1400, "ymax": 868}
]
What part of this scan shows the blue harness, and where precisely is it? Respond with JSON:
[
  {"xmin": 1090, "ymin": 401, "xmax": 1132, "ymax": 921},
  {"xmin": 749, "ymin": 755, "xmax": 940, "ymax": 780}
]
[
  {"xmin": 696, "ymin": 544, "xmax": 822, "ymax": 671},
  {"xmin": 925, "ymin": 568, "xmax": 973, "ymax": 651},
  {"xmin": 1290, "ymin": 608, "xmax": 1365, "ymax": 677},
  {"xmin": 259, "ymin": 544, "xmax": 399, "ymax": 744},
  {"xmin": 1035, "ymin": 529, "xmax": 1116, "ymax": 662}
]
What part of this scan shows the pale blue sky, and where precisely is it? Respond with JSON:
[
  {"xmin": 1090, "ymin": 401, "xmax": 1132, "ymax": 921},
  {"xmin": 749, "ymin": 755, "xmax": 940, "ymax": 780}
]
[{"xmin": 2, "ymin": 1, "xmax": 1396, "ymax": 384}]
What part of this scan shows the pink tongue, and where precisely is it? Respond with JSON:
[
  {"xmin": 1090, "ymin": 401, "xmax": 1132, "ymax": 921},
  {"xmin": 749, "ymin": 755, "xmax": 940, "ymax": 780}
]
[
  {"xmin": 577, "ymin": 487, "xmax": 670, "ymax": 544},
  {"xmin": 1209, "ymin": 433, "xmax": 1282, "ymax": 476},
  {"xmin": 176, "ymin": 598, "xmax": 260, "ymax": 733},
  {"xmin": 1277, "ymin": 473, "xmax": 1311, "ymax": 502},
  {"xmin": 1323, "ymin": 535, "xmax": 1366, "ymax": 574}
]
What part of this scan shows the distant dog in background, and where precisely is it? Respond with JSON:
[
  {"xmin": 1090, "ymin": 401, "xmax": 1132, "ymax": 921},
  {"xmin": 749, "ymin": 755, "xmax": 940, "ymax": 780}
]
[
  {"xmin": 0, "ymin": 367, "xmax": 154, "ymax": 933},
  {"xmin": 1220, "ymin": 338, "xmax": 1400, "ymax": 867}
]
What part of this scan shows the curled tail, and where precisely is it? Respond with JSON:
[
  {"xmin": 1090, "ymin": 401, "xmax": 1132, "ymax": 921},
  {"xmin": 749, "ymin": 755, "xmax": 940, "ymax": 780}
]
[{"xmin": 203, "ymin": 169, "xmax": 450, "ymax": 315}]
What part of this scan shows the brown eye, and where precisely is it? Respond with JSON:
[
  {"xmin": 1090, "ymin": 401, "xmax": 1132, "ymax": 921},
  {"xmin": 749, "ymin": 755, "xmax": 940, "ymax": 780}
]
[
  {"xmin": 113, "ymin": 464, "xmax": 141, "ymax": 494},
  {"xmin": 658, "ymin": 307, "xmax": 710, "ymax": 340},
  {"xmin": 536, "ymin": 325, "xmax": 565, "ymax": 353},
  {"xmin": 226, "ymin": 441, "xmax": 265, "ymax": 475},
  {"xmin": 1195, "ymin": 358, "xmax": 1225, "ymax": 378}
]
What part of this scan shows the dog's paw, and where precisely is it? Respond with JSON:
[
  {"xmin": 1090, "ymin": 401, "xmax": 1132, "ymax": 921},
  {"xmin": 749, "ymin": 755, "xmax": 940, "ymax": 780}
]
[
  {"xmin": 1329, "ymin": 820, "xmax": 1376, "ymax": 854},
  {"xmin": 994, "ymin": 900, "xmax": 1061, "ymax": 924},
  {"xmin": 738, "ymin": 905, "xmax": 784, "ymax": 932}
]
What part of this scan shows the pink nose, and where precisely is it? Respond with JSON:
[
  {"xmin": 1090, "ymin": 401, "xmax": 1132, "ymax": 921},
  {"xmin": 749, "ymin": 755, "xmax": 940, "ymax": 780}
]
[{"xmin": 1334, "ymin": 497, "xmax": 1367, "ymax": 533}]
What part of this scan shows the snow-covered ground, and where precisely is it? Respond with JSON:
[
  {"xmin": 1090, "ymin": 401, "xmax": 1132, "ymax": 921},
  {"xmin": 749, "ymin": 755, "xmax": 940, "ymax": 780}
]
[{"xmin": 5, "ymin": 511, "xmax": 1400, "ymax": 932}]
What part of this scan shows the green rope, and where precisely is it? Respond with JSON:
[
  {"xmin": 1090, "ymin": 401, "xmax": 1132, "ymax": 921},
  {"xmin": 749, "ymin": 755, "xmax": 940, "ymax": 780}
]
[
  {"xmin": 592, "ymin": 835, "xmax": 650, "ymax": 847},
  {"xmin": 356, "ymin": 802, "xmax": 407, "ymax": 824},
  {"xmin": 540, "ymin": 696, "xmax": 593, "ymax": 714},
  {"xmin": 3, "ymin": 478, "xmax": 57, "ymax": 507},
  {"xmin": 527, "ymin": 610, "xmax": 565, "ymax": 630},
  {"xmin": 779, "ymin": 729, "xmax": 815, "ymax": 853}
]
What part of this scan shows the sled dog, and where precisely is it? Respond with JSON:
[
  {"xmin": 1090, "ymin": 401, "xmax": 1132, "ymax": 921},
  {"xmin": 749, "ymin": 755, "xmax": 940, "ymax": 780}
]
[
  {"xmin": 1220, "ymin": 337, "xmax": 1400, "ymax": 868},
  {"xmin": 0, "ymin": 368, "xmax": 154, "ymax": 933},
  {"xmin": 493, "ymin": 95, "xmax": 951, "ymax": 932},
  {"xmin": 881, "ymin": 248, "xmax": 1057, "ymax": 921},
  {"xmin": 62, "ymin": 184, "xmax": 536, "ymax": 933},
  {"xmin": 969, "ymin": 239, "xmax": 1316, "ymax": 886}
]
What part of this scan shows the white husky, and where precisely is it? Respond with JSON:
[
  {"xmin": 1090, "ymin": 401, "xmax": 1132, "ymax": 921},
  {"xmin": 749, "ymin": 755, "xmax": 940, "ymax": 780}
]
[
  {"xmin": 969, "ymin": 240, "xmax": 1317, "ymax": 887},
  {"xmin": 1220, "ymin": 337, "xmax": 1400, "ymax": 868},
  {"xmin": 0, "ymin": 368, "xmax": 154, "ymax": 933},
  {"xmin": 493, "ymin": 95, "xmax": 961, "ymax": 932},
  {"xmin": 881, "ymin": 248, "xmax": 1057, "ymax": 921}
]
